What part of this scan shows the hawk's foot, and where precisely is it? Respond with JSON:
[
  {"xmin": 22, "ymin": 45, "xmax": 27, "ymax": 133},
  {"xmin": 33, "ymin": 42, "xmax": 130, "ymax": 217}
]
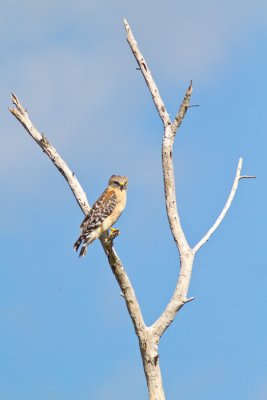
[
  {"xmin": 104, "ymin": 228, "xmax": 120, "ymax": 249},
  {"xmin": 109, "ymin": 227, "xmax": 120, "ymax": 236},
  {"xmin": 108, "ymin": 227, "xmax": 120, "ymax": 240}
]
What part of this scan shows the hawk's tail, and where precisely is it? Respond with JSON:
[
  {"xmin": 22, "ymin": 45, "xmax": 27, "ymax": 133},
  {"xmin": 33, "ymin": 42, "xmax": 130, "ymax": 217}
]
[
  {"xmin": 73, "ymin": 236, "xmax": 89, "ymax": 257},
  {"xmin": 79, "ymin": 243, "xmax": 89, "ymax": 257}
]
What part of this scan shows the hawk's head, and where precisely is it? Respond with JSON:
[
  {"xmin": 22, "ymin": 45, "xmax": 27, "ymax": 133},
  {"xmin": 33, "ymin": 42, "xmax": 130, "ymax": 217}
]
[{"xmin": 109, "ymin": 175, "xmax": 128, "ymax": 191}]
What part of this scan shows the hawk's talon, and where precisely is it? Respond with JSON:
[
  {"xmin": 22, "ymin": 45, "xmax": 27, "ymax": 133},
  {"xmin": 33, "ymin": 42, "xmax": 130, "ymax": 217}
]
[
  {"xmin": 108, "ymin": 228, "xmax": 120, "ymax": 240},
  {"xmin": 109, "ymin": 227, "xmax": 120, "ymax": 236}
]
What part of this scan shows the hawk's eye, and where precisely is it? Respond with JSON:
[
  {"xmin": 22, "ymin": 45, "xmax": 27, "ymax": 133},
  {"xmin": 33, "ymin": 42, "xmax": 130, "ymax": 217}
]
[{"xmin": 113, "ymin": 180, "xmax": 120, "ymax": 186}]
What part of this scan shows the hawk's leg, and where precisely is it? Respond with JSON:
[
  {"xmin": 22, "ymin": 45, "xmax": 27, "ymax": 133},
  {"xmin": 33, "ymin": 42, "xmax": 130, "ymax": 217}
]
[{"xmin": 105, "ymin": 227, "xmax": 120, "ymax": 246}]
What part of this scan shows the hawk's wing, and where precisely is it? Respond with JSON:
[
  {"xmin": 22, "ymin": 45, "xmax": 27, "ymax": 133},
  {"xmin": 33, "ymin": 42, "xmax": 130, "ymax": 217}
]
[{"xmin": 80, "ymin": 189, "xmax": 117, "ymax": 234}]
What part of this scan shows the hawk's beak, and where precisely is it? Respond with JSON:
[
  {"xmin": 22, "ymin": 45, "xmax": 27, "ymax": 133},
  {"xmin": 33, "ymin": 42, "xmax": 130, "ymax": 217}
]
[{"xmin": 119, "ymin": 182, "xmax": 125, "ymax": 190}]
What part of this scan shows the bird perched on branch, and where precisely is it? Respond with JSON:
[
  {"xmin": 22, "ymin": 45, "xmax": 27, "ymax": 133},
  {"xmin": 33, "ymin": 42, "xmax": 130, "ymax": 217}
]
[{"xmin": 73, "ymin": 175, "xmax": 128, "ymax": 257}]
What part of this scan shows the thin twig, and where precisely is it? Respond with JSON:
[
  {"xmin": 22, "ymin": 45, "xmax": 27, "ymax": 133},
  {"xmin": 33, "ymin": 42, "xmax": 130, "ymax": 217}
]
[
  {"xmin": 239, "ymin": 175, "xmax": 256, "ymax": 180},
  {"xmin": 172, "ymin": 80, "xmax": 193, "ymax": 135},
  {"xmin": 193, "ymin": 158, "xmax": 253, "ymax": 254}
]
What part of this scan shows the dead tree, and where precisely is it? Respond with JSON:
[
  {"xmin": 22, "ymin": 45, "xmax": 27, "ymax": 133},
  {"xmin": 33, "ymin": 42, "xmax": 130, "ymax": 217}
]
[{"xmin": 9, "ymin": 19, "xmax": 255, "ymax": 400}]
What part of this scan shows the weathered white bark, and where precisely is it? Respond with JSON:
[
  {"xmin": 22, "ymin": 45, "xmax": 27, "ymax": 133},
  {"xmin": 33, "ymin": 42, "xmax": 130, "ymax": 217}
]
[
  {"xmin": 139, "ymin": 330, "xmax": 165, "ymax": 400},
  {"xmin": 123, "ymin": 18, "xmax": 255, "ymax": 397},
  {"xmin": 9, "ymin": 19, "xmax": 255, "ymax": 400}
]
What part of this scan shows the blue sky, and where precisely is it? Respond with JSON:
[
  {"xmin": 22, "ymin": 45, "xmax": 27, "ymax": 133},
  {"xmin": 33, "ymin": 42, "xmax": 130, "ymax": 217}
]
[{"xmin": 1, "ymin": 1, "xmax": 267, "ymax": 399}]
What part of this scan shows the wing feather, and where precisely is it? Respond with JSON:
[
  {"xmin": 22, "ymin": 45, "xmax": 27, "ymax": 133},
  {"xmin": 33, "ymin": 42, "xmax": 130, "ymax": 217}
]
[{"xmin": 80, "ymin": 189, "xmax": 117, "ymax": 233}]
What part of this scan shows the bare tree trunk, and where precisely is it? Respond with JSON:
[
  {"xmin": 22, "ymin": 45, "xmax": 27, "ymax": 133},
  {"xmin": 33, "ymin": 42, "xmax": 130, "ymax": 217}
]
[
  {"xmin": 9, "ymin": 19, "xmax": 255, "ymax": 400},
  {"xmin": 139, "ymin": 335, "xmax": 165, "ymax": 400}
]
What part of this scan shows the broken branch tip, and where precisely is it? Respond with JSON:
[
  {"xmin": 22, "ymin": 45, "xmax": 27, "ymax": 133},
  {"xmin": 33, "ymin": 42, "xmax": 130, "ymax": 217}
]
[
  {"xmin": 239, "ymin": 175, "xmax": 256, "ymax": 180},
  {"xmin": 184, "ymin": 296, "xmax": 196, "ymax": 304},
  {"xmin": 11, "ymin": 93, "xmax": 18, "ymax": 104},
  {"xmin": 123, "ymin": 18, "xmax": 129, "ymax": 30}
]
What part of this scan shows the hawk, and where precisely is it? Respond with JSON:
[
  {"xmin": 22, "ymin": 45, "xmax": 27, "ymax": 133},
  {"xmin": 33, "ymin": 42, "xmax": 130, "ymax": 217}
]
[{"xmin": 73, "ymin": 175, "xmax": 128, "ymax": 257}]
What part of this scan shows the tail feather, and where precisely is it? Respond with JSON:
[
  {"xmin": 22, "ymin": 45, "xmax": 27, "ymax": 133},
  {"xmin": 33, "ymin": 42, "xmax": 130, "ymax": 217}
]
[
  {"xmin": 79, "ymin": 243, "xmax": 88, "ymax": 257},
  {"xmin": 74, "ymin": 233, "xmax": 94, "ymax": 257},
  {"xmin": 73, "ymin": 236, "xmax": 82, "ymax": 252},
  {"xmin": 74, "ymin": 235, "xmax": 90, "ymax": 257}
]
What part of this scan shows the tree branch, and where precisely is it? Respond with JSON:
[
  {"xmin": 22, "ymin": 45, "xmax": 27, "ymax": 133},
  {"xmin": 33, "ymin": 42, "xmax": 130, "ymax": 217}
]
[
  {"xmin": 162, "ymin": 82, "xmax": 193, "ymax": 257},
  {"xmin": 172, "ymin": 80, "xmax": 193, "ymax": 134},
  {"xmin": 193, "ymin": 158, "xmax": 256, "ymax": 254},
  {"xmin": 9, "ymin": 93, "xmax": 146, "ymax": 338},
  {"xmin": 9, "ymin": 93, "xmax": 90, "ymax": 216},
  {"xmin": 151, "ymin": 252, "xmax": 195, "ymax": 338},
  {"xmin": 124, "ymin": 19, "xmax": 192, "ymax": 258},
  {"xmin": 124, "ymin": 19, "xmax": 254, "ymax": 340},
  {"xmin": 124, "ymin": 18, "xmax": 171, "ymax": 129}
]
